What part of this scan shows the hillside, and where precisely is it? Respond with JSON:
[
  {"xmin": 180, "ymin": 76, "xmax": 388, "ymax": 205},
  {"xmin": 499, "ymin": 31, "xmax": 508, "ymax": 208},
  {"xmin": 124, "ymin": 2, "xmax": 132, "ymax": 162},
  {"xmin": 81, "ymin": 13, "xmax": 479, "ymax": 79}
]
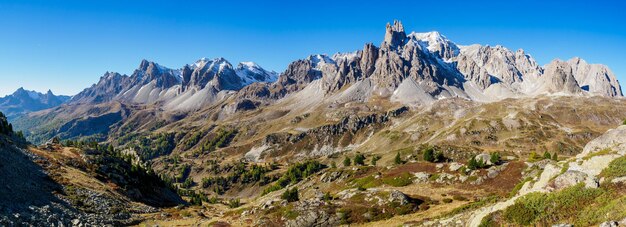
[{"xmin": 0, "ymin": 112, "xmax": 183, "ymax": 226}]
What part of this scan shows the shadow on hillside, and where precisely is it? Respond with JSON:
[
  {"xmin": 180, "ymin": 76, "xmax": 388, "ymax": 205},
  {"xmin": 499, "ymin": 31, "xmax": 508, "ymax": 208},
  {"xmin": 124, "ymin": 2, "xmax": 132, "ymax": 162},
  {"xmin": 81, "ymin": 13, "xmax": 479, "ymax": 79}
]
[{"xmin": 0, "ymin": 143, "xmax": 73, "ymax": 215}]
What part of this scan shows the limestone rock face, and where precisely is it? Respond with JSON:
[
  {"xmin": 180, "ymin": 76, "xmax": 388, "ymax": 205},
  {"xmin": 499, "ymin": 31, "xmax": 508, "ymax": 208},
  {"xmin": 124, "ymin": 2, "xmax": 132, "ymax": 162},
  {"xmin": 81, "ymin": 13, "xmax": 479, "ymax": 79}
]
[
  {"xmin": 580, "ymin": 125, "xmax": 626, "ymax": 157},
  {"xmin": 538, "ymin": 60, "xmax": 582, "ymax": 94},
  {"xmin": 568, "ymin": 57, "xmax": 623, "ymax": 97},
  {"xmin": 454, "ymin": 45, "xmax": 543, "ymax": 89},
  {"xmin": 383, "ymin": 20, "xmax": 406, "ymax": 48}
]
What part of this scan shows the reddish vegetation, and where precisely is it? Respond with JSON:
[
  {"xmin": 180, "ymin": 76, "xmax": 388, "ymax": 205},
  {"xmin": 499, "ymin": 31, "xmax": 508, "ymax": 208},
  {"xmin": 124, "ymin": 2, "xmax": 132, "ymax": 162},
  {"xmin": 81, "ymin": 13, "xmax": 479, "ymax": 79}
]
[
  {"xmin": 386, "ymin": 162, "xmax": 436, "ymax": 177},
  {"xmin": 469, "ymin": 161, "xmax": 525, "ymax": 196}
]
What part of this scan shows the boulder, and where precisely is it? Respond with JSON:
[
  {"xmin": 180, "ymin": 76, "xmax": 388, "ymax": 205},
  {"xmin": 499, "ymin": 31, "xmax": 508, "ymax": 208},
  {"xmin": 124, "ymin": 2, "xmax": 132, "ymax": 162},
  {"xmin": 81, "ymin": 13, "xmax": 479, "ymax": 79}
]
[
  {"xmin": 388, "ymin": 190, "xmax": 410, "ymax": 205},
  {"xmin": 413, "ymin": 172, "xmax": 430, "ymax": 183},
  {"xmin": 448, "ymin": 162, "xmax": 464, "ymax": 172},
  {"xmin": 474, "ymin": 153, "xmax": 493, "ymax": 165},
  {"xmin": 553, "ymin": 170, "xmax": 598, "ymax": 189}
]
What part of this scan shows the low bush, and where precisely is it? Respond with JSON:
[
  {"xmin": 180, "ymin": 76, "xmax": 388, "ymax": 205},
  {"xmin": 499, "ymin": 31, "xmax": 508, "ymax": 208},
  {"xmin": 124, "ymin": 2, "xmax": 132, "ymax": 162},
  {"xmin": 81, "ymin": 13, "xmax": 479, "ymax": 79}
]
[
  {"xmin": 502, "ymin": 184, "xmax": 604, "ymax": 225},
  {"xmin": 382, "ymin": 172, "xmax": 413, "ymax": 187}
]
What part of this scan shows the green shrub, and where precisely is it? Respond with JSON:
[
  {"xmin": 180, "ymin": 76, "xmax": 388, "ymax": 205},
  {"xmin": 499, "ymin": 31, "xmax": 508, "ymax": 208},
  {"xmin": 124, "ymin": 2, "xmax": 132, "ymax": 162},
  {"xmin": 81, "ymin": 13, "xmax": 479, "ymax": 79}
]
[
  {"xmin": 467, "ymin": 156, "xmax": 488, "ymax": 170},
  {"xmin": 344, "ymin": 156, "xmax": 352, "ymax": 167},
  {"xmin": 395, "ymin": 152, "xmax": 404, "ymax": 164},
  {"xmin": 490, "ymin": 152, "xmax": 500, "ymax": 164},
  {"xmin": 262, "ymin": 160, "xmax": 325, "ymax": 195},
  {"xmin": 371, "ymin": 155, "xmax": 381, "ymax": 166},
  {"xmin": 323, "ymin": 192, "xmax": 333, "ymax": 201},
  {"xmin": 601, "ymin": 156, "xmax": 626, "ymax": 179},
  {"xmin": 281, "ymin": 188, "xmax": 299, "ymax": 202},
  {"xmin": 353, "ymin": 175, "xmax": 382, "ymax": 189},
  {"xmin": 502, "ymin": 184, "xmax": 604, "ymax": 225},
  {"xmin": 442, "ymin": 198, "xmax": 453, "ymax": 203},
  {"xmin": 528, "ymin": 151, "xmax": 539, "ymax": 161},
  {"xmin": 509, "ymin": 177, "xmax": 532, "ymax": 197},
  {"xmin": 354, "ymin": 154, "xmax": 365, "ymax": 166},
  {"xmin": 543, "ymin": 151, "xmax": 552, "ymax": 160},
  {"xmin": 228, "ymin": 198, "xmax": 241, "ymax": 208},
  {"xmin": 503, "ymin": 202, "xmax": 536, "ymax": 225},
  {"xmin": 208, "ymin": 196, "xmax": 219, "ymax": 204},
  {"xmin": 479, "ymin": 215, "xmax": 497, "ymax": 227},
  {"xmin": 423, "ymin": 147, "xmax": 435, "ymax": 162}
]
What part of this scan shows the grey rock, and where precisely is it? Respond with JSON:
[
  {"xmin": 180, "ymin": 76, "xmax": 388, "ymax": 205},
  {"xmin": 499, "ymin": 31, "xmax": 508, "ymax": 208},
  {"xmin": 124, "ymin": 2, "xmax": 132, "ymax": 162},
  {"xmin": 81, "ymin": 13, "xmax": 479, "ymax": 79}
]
[
  {"xmin": 413, "ymin": 172, "xmax": 431, "ymax": 183},
  {"xmin": 474, "ymin": 153, "xmax": 493, "ymax": 166},
  {"xmin": 388, "ymin": 190, "xmax": 411, "ymax": 205},
  {"xmin": 448, "ymin": 162, "xmax": 464, "ymax": 172},
  {"xmin": 599, "ymin": 221, "xmax": 619, "ymax": 227},
  {"xmin": 553, "ymin": 170, "xmax": 598, "ymax": 189},
  {"xmin": 611, "ymin": 176, "xmax": 626, "ymax": 184}
]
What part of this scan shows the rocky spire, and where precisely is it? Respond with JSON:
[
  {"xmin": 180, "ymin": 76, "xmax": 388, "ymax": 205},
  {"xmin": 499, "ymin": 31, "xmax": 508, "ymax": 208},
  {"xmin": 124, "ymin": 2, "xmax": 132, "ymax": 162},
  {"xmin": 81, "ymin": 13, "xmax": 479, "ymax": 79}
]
[{"xmin": 383, "ymin": 20, "xmax": 406, "ymax": 47}]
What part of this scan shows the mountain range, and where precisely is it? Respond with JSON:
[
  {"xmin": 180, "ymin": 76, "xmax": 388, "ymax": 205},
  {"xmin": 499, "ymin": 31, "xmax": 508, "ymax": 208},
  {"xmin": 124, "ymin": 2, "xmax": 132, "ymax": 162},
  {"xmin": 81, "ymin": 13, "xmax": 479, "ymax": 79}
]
[
  {"xmin": 0, "ymin": 87, "xmax": 70, "ymax": 120},
  {"xmin": 49, "ymin": 21, "xmax": 622, "ymax": 111}
]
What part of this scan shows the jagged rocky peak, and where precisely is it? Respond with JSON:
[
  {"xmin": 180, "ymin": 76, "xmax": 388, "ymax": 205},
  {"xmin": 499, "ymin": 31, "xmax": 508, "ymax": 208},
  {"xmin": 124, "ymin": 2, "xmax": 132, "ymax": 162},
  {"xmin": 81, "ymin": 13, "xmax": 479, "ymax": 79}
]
[
  {"xmin": 131, "ymin": 59, "xmax": 180, "ymax": 88},
  {"xmin": 383, "ymin": 20, "xmax": 407, "ymax": 47}
]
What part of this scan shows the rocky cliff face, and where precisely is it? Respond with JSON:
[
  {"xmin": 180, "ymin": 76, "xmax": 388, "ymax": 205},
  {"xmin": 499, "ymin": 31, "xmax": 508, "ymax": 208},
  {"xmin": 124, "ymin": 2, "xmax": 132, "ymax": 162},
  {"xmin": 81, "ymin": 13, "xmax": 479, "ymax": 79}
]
[
  {"xmin": 538, "ymin": 60, "xmax": 583, "ymax": 94},
  {"xmin": 567, "ymin": 57, "xmax": 622, "ymax": 96}
]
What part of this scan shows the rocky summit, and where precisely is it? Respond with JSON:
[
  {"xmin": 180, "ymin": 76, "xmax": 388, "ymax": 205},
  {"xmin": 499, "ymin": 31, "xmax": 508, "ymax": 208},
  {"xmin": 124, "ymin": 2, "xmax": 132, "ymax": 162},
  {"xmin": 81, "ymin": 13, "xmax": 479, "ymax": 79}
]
[{"xmin": 3, "ymin": 19, "xmax": 626, "ymax": 227}]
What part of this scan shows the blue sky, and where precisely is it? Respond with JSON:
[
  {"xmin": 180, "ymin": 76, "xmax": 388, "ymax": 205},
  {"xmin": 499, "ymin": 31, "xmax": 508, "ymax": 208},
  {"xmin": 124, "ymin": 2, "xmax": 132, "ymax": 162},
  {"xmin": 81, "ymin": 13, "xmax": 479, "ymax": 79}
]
[{"xmin": 0, "ymin": 0, "xmax": 625, "ymax": 96}]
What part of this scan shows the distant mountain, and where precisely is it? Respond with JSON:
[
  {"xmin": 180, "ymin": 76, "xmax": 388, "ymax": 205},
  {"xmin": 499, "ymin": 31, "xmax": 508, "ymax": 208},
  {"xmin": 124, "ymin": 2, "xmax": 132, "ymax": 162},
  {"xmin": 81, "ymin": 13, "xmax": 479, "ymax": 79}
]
[{"xmin": 0, "ymin": 88, "xmax": 71, "ymax": 120}]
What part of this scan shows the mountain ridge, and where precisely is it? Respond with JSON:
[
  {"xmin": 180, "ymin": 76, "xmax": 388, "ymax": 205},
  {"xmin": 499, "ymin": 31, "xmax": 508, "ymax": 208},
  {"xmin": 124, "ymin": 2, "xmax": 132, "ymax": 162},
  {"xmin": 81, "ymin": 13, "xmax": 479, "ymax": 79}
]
[
  {"xmin": 0, "ymin": 87, "xmax": 71, "ymax": 120},
  {"xmin": 55, "ymin": 21, "xmax": 622, "ymax": 115}
]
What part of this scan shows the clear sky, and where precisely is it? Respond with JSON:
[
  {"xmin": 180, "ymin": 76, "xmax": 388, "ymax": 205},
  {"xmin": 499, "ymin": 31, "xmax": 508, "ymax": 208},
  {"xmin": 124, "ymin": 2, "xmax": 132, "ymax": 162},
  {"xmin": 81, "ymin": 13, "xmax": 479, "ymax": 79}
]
[{"xmin": 0, "ymin": 0, "xmax": 625, "ymax": 96}]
